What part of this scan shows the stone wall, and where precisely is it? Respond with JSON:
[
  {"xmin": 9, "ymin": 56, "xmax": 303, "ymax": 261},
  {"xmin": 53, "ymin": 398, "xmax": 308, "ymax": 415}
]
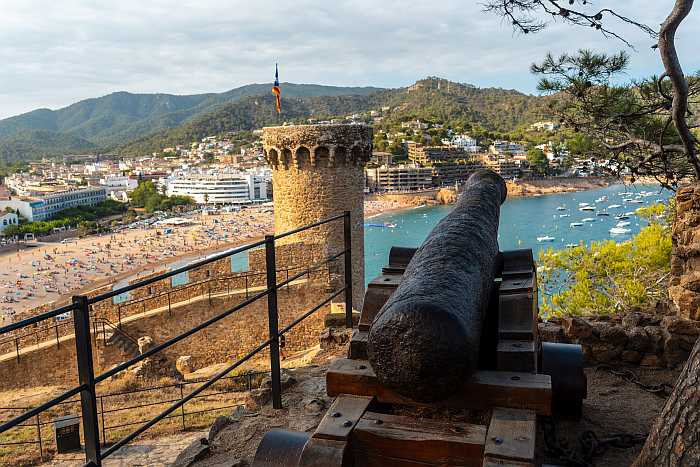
[
  {"xmin": 539, "ymin": 309, "xmax": 700, "ymax": 368},
  {"xmin": 670, "ymin": 185, "xmax": 700, "ymax": 320},
  {"xmin": 262, "ymin": 124, "xmax": 372, "ymax": 310},
  {"xmin": 0, "ymin": 281, "xmax": 332, "ymax": 391}
]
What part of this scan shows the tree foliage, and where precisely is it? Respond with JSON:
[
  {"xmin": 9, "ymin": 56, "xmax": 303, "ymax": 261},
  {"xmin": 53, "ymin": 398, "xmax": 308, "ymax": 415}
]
[
  {"xmin": 129, "ymin": 180, "xmax": 194, "ymax": 213},
  {"xmin": 539, "ymin": 204, "xmax": 672, "ymax": 318}
]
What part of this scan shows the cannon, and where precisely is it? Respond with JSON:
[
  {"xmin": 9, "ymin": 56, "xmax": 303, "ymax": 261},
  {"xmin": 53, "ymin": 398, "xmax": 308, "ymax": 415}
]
[{"xmin": 253, "ymin": 170, "xmax": 586, "ymax": 467}]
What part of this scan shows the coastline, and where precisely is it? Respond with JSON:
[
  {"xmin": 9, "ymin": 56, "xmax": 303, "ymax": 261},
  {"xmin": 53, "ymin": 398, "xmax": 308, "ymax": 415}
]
[{"xmin": 5, "ymin": 177, "xmax": 629, "ymax": 322}]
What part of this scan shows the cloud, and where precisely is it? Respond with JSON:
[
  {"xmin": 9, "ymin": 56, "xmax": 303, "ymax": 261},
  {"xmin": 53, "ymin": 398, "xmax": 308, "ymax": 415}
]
[{"xmin": 0, "ymin": 0, "xmax": 698, "ymax": 118}]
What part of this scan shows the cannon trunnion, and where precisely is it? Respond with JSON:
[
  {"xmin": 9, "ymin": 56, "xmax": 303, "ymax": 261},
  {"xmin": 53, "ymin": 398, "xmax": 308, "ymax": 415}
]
[{"xmin": 253, "ymin": 171, "xmax": 586, "ymax": 467}]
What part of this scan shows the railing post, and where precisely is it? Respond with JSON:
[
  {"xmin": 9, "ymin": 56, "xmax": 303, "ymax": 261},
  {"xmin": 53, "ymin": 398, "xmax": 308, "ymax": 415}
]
[
  {"xmin": 15, "ymin": 337, "xmax": 19, "ymax": 361},
  {"xmin": 117, "ymin": 305, "xmax": 122, "ymax": 329},
  {"xmin": 100, "ymin": 396, "xmax": 106, "ymax": 446},
  {"xmin": 72, "ymin": 295, "xmax": 101, "ymax": 467},
  {"xmin": 167, "ymin": 292, "xmax": 171, "ymax": 316},
  {"xmin": 36, "ymin": 413, "xmax": 43, "ymax": 461},
  {"xmin": 179, "ymin": 383, "xmax": 186, "ymax": 430},
  {"xmin": 343, "ymin": 210, "xmax": 353, "ymax": 329},
  {"xmin": 264, "ymin": 235, "xmax": 282, "ymax": 409}
]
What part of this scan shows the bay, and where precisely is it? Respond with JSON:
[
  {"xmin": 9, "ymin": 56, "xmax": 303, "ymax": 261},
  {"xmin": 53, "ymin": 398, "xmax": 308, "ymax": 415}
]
[{"xmin": 364, "ymin": 184, "xmax": 671, "ymax": 285}]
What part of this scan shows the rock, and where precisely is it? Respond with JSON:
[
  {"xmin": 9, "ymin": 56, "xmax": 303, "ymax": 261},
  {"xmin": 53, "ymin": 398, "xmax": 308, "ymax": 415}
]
[
  {"xmin": 562, "ymin": 317, "xmax": 592, "ymax": 340},
  {"xmin": 208, "ymin": 415, "xmax": 237, "ymax": 443},
  {"xmin": 172, "ymin": 437, "xmax": 210, "ymax": 467},
  {"xmin": 622, "ymin": 312, "xmax": 659, "ymax": 329},
  {"xmin": 640, "ymin": 354, "xmax": 663, "ymax": 368},
  {"xmin": 590, "ymin": 343, "xmax": 622, "ymax": 363},
  {"xmin": 137, "ymin": 335, "xmax": 154, "ymax": 354},
  {"xmin": 176, "ymin": 355, "xmax": 195, "ymax": 374},
  {"xmin": 663, "ymin": 334, "xmax": 690, "ymax": 367},
  {"xmin": 260, "ymin": 370, "xmax": 297, "ymax": 391},
  {"xmin": 244, "ymin": 388, "xmax": 271, "ymax": 411},
  {"xmin": 324, "ymin": 310, "xmax": 360, "ymax": 328},
  {"xmin": 626, "ymin": 327, "xmax": 652, "ymax": 353},
  {"xmin": 662, "ymin": 316, "xmax": 700, "ymax": 336},
  {"xmin": 621, "ymin": 350, "xmax": 642, "ymax": 364},
  {"xmin": 600, "ymin": 325, "xmax": 628, "ymax": 347},
  {"xmin": 644, "ymin": 326, "xmax": 665, "ymax": 354},
  {"xmin": 303, "ymin": 398, "xmax": 326, "ymax": 416},
  {"xmin": 538, "ymin": 322, "xmax": 565, "ymax": 343}
]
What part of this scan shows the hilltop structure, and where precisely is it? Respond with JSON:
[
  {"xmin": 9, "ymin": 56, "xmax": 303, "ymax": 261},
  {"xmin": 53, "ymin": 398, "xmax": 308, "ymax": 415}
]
[{"xmin": 262, "ymin": 124, "xmax": 372, "ymax": 308}]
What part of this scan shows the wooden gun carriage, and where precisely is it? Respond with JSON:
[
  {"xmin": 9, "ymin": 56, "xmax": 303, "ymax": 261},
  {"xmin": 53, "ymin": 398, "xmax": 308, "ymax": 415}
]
[{"xmin": 253, "ymin": 171, "xmax": 587, "ymax": 467}]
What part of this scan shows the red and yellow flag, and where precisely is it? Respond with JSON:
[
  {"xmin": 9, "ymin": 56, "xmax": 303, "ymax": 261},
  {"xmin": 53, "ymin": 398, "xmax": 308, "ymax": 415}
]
[{"xmin": 272, "ymin": 64, "xmax": 281, "ymax": 114}]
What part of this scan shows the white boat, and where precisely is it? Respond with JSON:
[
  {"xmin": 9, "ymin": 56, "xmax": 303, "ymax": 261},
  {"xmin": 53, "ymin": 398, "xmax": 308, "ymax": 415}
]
[
  {"xmin": 625, "ymin": 212, "xmax": 636, "ymax": 216},
  {"xmin": 616, "ymin": 221, "xmax": 631, "ymax": 227},
  {"xmin": 537, "ymin": 236, "xmax": 556, "ymax": 242},
  {"xmin": 596, "ymin": 212, "xmax": 610, "ymax": 216},
  {"xmin": 578, "ymin": 202, "xmax": 590, "ymax": 207},
  {"xmin": 570, "ymin": 222, "xmax": 584, "ymax": 227},
  {"xmin": 596, "ymin": 196, "xmax": 608, "ymax": 203},
  {"xmin": 630, "ymin": 199, "xmax": 644, "ymax": 204},
  {"xmin": 610, "ymin": 227, "xmax": 632, "ymax": 235},
  {"xmin": 579, "ymin": 206, "xmax": 596, "ymax": 212},
  {"xmin": 582, "ymin": 218, "xmax": 596, "ymax": 222},
  {"xmin": 566, "ymin": 243, "xmax": 578, "ymax": 248},
  {"xmin": 608, "ymin": 204, "xmax": 622, "ymax": 209},
  {"xmin": 559, "ymin": 214, "xmax": 570, "ymax": 218},
  {"xmin": 616, "ymin": 215, "xmax": 630, "ymax": 220},
  {"xmin": 556, "ymin": 206, "xmax": 567, "ymax": 211}
]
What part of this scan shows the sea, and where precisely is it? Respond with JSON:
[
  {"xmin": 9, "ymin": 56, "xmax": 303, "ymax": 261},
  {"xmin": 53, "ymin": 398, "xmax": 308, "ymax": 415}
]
[{"xmin": 364, "ymin": 184, "xmax": 671, "ymax": 285}]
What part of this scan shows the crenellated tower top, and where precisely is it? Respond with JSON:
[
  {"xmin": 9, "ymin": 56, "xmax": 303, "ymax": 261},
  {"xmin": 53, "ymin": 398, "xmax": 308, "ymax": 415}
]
[{"xmin": 262, "ymin": 124, "xmax": 373, "ymax": 170}]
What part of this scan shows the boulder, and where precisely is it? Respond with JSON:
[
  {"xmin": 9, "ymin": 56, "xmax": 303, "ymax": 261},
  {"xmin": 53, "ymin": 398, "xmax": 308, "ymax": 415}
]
[
  {"xmin": 260, "ymin": 370, "xmax": 297, "ymax": 391},
  {"xmin": 662, "ymin": 316, "xmax": 700, "ymax": 336},
  {"xmin": 640, "ymin": 354, "xmax": 664, "ymax": 368},
  {"xmin": 626, "ymin": 327, "xmax": 652, "ymax": 353},
  {"xmin": 137, "ymin": 336, "xmax": 154, "ymax": 354},
  {"xmin": 562, "ymin": 317, "xmax": 592, "ymax": 340},
  {"xmin": 600, "ymin": 325, "xmax": 628, "ymax": 347},
  {"xmin": 176, "ymin": 356, "xmax": 196, "ymax": 375},
  {"xmin": 208, "ymin": 415, "xmax": 237, "ymax": 443},
  {"xmin": 643, "ymin": 326, "xmax": 665, "ymax": 354},
  {"xmin": 244, "ymin": 388, "xmax": 271, "ymax": 411},
  {"xmin": 538, "ymin": 322, "xmax": 565, "ymax": 343},
  {"xmin": 172, "ymin": 437, "xmax": 210, "ymax": 467},
  {"xmin": 590, "ymin": 343, "xmax": 622, "ymax": 363}
]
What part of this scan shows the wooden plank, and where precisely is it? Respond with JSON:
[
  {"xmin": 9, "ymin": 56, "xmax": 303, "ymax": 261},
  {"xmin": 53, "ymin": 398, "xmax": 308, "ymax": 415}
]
[
  {"xmin": 498, "ymin": 293, "xmax": 537, "ymax": 341},
  {"xmin": 352, "ymin": 411, "xmax": 485, "ymax": 467},
  {"xmin": 496, "ymin": 340, "xmax": 537, "ymax": 373},
  {"xmin": 484, "ymin": 408, "xmax": 536, "ymax": 464},
  {"xmin": 299, "ymin": 437, "xmax": 348, "ymax": 467},
  {"xmin": 499, "ymin": 275, "xmax": 534, "ymax": 295},
  {"xmin": 359, "ymin": 281, "xmax": 399, "ymax": 331},
  {"xmin": 313, "ymin": 394, "xmax": 373, "ymax": 441},
  {"xmin": 482, "ymin": 455, "xmax": 534, "ymax": 467},
  {"xmin": 326, "ymin": 359, "xmax": 552, "ymax": 415},
  {"xmin": 348, "ymin": 329, "xmax": 368, "ymax": 360}
]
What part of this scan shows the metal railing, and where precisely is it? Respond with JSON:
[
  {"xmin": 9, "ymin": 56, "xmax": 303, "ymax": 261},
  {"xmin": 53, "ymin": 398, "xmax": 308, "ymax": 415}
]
[
  {"xmin": 0, "ymin": 370, "xmax": 268, "ymax": 461},
  {"xmin": 0, "ymin": 211, "xmax": 353, "ymax": 467}
]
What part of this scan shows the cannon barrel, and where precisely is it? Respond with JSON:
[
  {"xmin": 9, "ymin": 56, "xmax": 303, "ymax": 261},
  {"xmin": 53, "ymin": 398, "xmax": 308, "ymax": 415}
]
[{"xmin": 367, "ymin": 170, "xmax": 507, "ymax": 402}]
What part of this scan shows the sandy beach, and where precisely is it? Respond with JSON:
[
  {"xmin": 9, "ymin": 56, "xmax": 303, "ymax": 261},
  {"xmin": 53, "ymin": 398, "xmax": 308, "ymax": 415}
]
[{"xmin": 1, "ymin": 199, "xmax": 407, "ymax": 326}]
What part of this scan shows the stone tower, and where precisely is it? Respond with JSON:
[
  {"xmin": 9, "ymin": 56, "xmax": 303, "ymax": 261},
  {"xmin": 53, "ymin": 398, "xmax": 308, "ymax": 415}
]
[{"xmin": 262, "ymin": 124, "xmax": 372, "ymax": 309}]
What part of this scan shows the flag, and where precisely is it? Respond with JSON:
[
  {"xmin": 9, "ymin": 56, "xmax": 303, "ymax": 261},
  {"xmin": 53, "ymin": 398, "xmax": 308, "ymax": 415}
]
[{"xmin": 272, "ymin": 64, "xmax": 281, "ymax": 114}]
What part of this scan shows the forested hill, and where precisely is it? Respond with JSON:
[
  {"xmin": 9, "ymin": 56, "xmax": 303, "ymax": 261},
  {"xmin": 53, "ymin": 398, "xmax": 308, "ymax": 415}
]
[
  {"xmin": 0, "ymin": 78, "xmax": 551, "ymax": 160},
  {"xmin": 0, "ymin": 83, "xmax": 381, "ymax": 162},
  {"xmin": 120, "ymin": 79, "xmax": 551, "ymax": 155}
]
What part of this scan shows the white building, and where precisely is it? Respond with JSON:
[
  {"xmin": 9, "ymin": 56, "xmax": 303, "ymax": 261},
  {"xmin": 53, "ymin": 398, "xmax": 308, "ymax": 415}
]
[
  {"xmin": 0, "ymin": 187, "xmax": 107, "ymax": 221},
  {"xmin": 444, "ymin": 135, "xmax": 480, "ymax": 153},
  {"xmin": 166, "ymin": 170, "xmax": 270, "ymax": 205},
  {"xmin": 99, "ymin": 174, "xmax": 138, "ymax": 195},
  {"xmin": 0, "ymin": 212, "xmax": 18, "ymax": 234}
]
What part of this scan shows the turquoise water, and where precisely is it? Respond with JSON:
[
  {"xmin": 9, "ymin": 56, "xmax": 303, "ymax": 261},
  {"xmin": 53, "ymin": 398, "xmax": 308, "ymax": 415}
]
[{"xmin": 364, "ymin": 184, "xmax": 671, "ymax": 285}]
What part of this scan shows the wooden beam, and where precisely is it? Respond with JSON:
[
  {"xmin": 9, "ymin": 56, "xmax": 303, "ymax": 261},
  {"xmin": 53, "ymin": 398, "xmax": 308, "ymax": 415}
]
[
  {"xmin": 484, "ymin": 408, "xmax": 536, "ymax": 464},
  {"xmin": 313, "ymin": 394, "xmax": 374, "ymax": 441},
  {"xmin": 496, "ymin": 340, "xmax": 537, "ymax": 373},
  {"xmin": 348, "ymin": 329, "xmax": 368, "ymax": 360},
  {"xmin": 326, "ymin": 359, "xmax": 552, "ymax": 415},
  {"xmin": 299, "ymin": 438, "xmax": 348, "ymax": 467},
  {"xmin": 353, "ymin": 412, "xmax": 486, "ymax": 467}
]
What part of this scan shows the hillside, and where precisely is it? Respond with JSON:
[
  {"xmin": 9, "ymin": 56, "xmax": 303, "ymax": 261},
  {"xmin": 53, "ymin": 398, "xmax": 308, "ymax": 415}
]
[
  {"xmin": 121, "ymin": 79, "xmax": 550, "ymax": 155},
  {"xmin": 0, "ymin": 83, "xmax": 381, "ymax": 161},
  {"xmin": 0, "ymin": 78, "xmax": 553, "ymax": 160}
]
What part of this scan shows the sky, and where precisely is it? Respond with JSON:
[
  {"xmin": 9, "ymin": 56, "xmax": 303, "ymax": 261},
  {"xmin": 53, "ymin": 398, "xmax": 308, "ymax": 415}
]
[{"xmin": 1, "ymin": 0, "xmax": 698, "ymax": 119}]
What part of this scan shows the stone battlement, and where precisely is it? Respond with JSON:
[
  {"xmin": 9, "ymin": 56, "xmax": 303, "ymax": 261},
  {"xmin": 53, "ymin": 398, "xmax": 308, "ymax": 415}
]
[{"xmin": 262, "ymin": 124, "xmax": 372, "ymax": 169}]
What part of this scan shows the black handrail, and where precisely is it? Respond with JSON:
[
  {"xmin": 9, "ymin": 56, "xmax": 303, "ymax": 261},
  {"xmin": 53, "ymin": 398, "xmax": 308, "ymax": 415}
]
[{"xmin": 0, "ymin": 211, "xmax": 353, "ymax": 467}]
